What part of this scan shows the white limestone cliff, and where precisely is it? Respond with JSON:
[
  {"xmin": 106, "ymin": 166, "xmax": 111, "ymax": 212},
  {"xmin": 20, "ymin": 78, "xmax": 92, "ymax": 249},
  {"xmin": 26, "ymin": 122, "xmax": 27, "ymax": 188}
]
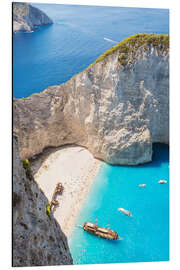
[
  {"xmin": 13, "ymin": 2, "xmax": 53, "ymax": 33},
  {"xmin": 13, "ymin": 34, "xmax": 169, "ymax": 165}
]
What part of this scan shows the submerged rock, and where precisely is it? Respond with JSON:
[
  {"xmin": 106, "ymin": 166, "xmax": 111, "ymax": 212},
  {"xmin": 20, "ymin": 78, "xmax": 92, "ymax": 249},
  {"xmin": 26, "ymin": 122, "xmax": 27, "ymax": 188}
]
[
  {"xmin": 13, "ymin": 2, "xmax": 53, "ymax": 33},
  {"xmin": 13, "ymin": 34, "xmax": 169, "ymax": 165},
  {"xmin": 13, "ymin": 134, "xmax": 73, "ymax": 266}
]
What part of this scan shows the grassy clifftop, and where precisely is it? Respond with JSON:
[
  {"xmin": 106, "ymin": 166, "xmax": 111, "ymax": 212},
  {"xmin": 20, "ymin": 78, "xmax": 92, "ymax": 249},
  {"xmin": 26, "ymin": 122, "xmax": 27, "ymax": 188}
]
[
  {"xmin": 13, "ymin": 2, "xmax": 30, "ymax": 18},
  {"xmin": 87, "ymin": 33, "xmax": 169, "ymax": 69}
]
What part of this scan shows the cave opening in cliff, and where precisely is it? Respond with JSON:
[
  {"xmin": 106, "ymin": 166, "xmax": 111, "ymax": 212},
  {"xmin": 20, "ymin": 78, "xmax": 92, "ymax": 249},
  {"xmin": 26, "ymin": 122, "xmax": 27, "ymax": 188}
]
[{"xmin": 152, "ymin": 143, "xmax": 169, "ymax": 165}]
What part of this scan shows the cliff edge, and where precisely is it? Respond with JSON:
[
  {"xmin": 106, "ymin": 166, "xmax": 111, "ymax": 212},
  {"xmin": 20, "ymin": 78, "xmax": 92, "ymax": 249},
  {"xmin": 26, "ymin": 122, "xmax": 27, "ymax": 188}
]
[
  {"xmin": 13, "ymin": 133, "xmax": 73, "ymax": 266},
  {"xmin": 13, "ymin": 34, "xmax": 169, "ymax": 165},
  {"xmin": 13, "ymin": 2, "xmax": 53, "ymax": 33}
]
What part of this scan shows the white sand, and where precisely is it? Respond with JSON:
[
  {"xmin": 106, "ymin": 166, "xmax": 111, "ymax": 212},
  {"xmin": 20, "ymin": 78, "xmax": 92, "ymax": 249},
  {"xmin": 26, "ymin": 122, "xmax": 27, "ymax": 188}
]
[{"xmin": 31, "ymin": 145, "xmax": 102, "ymax": 238}]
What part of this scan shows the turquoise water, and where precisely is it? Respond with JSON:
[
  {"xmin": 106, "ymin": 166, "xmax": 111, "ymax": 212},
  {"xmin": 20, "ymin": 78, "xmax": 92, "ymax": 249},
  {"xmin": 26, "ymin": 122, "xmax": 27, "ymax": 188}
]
[
  {"xmin": 69, "ymin": 144, "xmax": 169, "ymax": 264},
  {"xmin": 13, "ymin": 4, "xmax": 169, "ymax": 98}
]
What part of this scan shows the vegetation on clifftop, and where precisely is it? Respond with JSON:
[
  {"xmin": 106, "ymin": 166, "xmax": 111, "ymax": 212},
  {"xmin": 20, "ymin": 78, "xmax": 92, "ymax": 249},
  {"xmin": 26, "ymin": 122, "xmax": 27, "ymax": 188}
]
[
  {"xmin": 15, "ymin": 33, "xmax": 169, "ymax": 99},
  {"xmin": 87, "ymin": 33, "xmax": 169, "ymax": 69},
  {"xmin": 13, "ymin": 2, "xmax": 29, "ymax": 17}
]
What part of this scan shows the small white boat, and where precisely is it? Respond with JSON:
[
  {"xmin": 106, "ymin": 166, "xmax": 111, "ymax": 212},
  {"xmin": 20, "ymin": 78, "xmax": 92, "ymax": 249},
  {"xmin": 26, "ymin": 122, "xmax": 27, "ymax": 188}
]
[
  {"xmin": 104, "ymin": 37, "xmax": 118, "ymax": 43},
  {"xmin": 139, "ymin": 184, "xmax": 146, "ymax": 187},
  {"xmin": 118, "ymin": 208, "xmax": 132, "ymax": 217},
  {"xmin": 158, "ymin": 180, "xmax": 167, "ymax": 184}
]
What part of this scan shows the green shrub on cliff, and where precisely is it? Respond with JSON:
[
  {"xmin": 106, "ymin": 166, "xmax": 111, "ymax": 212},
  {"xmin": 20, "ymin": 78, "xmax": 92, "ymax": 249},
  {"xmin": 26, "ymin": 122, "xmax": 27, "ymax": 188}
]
[
  {"xmin": 22, "ymin": 158, "xmax": 31, "ymax": 170},
  {"xmin": 13, "ymin": 2, "xmax": 29, "ymax": 17},
  {"xmin": 22, "ymin": 159, "xmax": 33, "ymax": 180},
  {"xmin": 87, "ymin": 33, "xmax": 169, "ymax": 69},
  {"xmin": 46, "ymin": 203, "xmax": 51, "ymax": 217}
]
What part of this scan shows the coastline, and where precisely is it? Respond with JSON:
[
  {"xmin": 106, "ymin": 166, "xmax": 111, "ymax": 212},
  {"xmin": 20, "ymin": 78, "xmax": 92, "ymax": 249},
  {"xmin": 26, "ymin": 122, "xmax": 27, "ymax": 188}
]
[{"xmin": 31, "ymin": 145, "xmax": 102, "ymax": 238}]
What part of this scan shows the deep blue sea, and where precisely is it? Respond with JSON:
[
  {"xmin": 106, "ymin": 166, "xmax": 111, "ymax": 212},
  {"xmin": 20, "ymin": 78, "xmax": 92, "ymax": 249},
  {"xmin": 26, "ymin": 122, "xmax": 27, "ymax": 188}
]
[
  {"xmin": 13, "ymin": 4, "xmax": 169, "ymax": 264},
  {"xmin": 69, "ymin": 144, "xmax": 169, "ymax": 264},
  {"xmin": 13, "ymin": 4, "xmax": 169, "ymax": 98}
]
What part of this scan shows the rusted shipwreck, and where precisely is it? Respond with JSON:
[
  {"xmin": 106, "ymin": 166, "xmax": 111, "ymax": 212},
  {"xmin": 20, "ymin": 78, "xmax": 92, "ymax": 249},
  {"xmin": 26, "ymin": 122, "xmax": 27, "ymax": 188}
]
[{"xmin": 83, "ymin": 222, "xmax": 120, "ymax": 240}]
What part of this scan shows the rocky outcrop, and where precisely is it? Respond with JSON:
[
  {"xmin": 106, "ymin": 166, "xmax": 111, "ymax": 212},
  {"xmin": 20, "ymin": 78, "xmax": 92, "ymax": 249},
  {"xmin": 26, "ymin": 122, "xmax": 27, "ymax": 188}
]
[
  {"xmin": 13, "ymin": 133, "xmax": 73, "ymax": 266},
  {"xmin": 13, "ymin": 34, "xmax": 169, "ymax": 165},
  {"xmin": 13, "ymin": 2, "xmax": 53, "ymax": 33}
]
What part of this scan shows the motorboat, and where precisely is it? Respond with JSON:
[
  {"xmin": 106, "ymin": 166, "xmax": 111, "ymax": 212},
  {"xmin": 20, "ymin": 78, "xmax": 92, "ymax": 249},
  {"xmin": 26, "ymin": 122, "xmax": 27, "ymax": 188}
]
[
  {"xmin": 158, "ymin": 180, "xmax": 167, "ymax": 184},
  {"xmin": 118, "ymin": 208, "xmax": 132, "ymax": 217}
]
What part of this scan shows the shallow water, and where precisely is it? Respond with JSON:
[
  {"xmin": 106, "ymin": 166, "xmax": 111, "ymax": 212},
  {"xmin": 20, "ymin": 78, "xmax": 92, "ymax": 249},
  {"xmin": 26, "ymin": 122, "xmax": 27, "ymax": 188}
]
[
  {"xmin": 69, "ymin": 144, "xmax": 169, "ymax": 264},
  {"xmin": 13, "ymin": 4, "xmax": 169, "ymax": 98}
]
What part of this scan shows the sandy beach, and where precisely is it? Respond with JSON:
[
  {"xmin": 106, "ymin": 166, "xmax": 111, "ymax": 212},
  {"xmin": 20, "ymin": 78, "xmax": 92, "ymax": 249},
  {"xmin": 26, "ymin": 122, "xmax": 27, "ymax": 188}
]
[{"xmin": 31, "ymin": 145, "xmax": 102, "ymax": 238}]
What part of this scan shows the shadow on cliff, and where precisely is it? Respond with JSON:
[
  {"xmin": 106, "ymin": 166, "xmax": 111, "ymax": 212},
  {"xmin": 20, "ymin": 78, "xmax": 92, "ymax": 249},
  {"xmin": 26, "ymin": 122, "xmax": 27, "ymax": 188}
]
[
  {"xmin": 13, "ymin": 135, "xmax": 73, "ymax": 266},
  {"xmin": 30, "ymin": 143, "xmax": 169, "ymax": 176},
  {"xmin": 106, "ymin": 143, "xmax": 169, "ymax": 170},
  {"xmin": 30, "ymin": 144, "xmax": 83, "ymax": 176},
  {"xmin": 13, "ymin": 178, "xmax": 73, "ymax": 266},
  {"xmin": 139, "ymin": 143, "xmax": 169, "ymax": 169}
]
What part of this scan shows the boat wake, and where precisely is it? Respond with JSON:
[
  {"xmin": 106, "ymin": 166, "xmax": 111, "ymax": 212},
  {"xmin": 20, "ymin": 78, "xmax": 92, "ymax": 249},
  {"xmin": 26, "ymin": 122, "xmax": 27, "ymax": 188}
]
[
  {"xmin": 104, "ymin": 37, "xmax": 118, "ymax": 43},
  {"xmin": 23, "ymin": 31, "xmax": 34, "ymax": 34}
]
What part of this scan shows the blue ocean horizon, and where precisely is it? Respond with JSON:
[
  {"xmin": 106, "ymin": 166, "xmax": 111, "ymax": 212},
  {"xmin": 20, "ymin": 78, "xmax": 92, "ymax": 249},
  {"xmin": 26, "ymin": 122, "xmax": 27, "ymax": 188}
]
[{"xmin": 13, "ymin": 4, "xmax": 169, "ymax": 264}]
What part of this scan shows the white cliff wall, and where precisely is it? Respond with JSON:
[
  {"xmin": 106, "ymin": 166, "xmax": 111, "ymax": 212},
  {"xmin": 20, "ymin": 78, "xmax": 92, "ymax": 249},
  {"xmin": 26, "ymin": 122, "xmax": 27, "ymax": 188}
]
[{"xmin": 13, "ymin": 34, "xmax": 169, "ymax": 165}]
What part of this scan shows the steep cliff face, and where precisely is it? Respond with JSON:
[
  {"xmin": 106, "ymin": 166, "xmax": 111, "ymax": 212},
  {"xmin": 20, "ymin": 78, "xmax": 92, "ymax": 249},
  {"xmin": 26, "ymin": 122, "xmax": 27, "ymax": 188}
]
[
  {"xmin": 13, "ymin": 2, "xmax": 53, "ymax": 33},
  {"xmin": 13, "ymin": 34, "xmax": 169, "ymax": 165},
  {"xmin": 13, "ymin": 134, "xmax": 73, "ymax": 266}
]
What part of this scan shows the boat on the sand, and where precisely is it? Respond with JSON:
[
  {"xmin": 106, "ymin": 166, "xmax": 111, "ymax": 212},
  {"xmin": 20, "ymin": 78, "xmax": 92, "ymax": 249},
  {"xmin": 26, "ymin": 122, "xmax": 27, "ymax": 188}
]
[
  {"xmin": 118, "ymin": 208, "xmax": 132, "ymax": 216},
  {"xmin": 83, "ymin": 222, "xmax": 120, "ymax": 240}
]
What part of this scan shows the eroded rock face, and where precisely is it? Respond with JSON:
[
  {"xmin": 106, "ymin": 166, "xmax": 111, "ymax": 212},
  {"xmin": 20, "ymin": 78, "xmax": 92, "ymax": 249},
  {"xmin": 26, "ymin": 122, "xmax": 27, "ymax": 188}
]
[
  {"xmin": 13, "ymin": 134, "xmax": 73, "ymax": 266},
  {"xmin": 13, "ymin": 2, "xmax": 53, "ymax": 33},
  {"xmin": 13, "ymin": 34, "xmax": 169, "ymax": 165}
]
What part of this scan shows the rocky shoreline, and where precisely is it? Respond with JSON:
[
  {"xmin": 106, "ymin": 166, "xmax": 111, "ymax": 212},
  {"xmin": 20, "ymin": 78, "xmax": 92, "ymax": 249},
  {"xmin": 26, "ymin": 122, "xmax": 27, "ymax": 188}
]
[{"xmin": 13, "ymin": 2, "xmax": 53, "ymax": 33}]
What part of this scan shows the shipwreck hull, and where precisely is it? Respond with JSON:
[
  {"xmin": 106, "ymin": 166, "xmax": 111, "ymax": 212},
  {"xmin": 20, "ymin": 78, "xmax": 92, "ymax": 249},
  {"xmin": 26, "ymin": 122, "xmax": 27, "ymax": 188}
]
[{"xmin": 83, "ymin": 222, "xmax": 118, "ymax": 240}]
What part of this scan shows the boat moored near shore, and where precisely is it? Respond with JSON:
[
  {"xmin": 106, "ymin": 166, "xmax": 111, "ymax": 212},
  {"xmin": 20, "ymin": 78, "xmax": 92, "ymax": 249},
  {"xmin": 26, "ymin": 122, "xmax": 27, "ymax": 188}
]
[{"xmin": 83, "ymin": 222, "xmax": 120, "ymax": 240}]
